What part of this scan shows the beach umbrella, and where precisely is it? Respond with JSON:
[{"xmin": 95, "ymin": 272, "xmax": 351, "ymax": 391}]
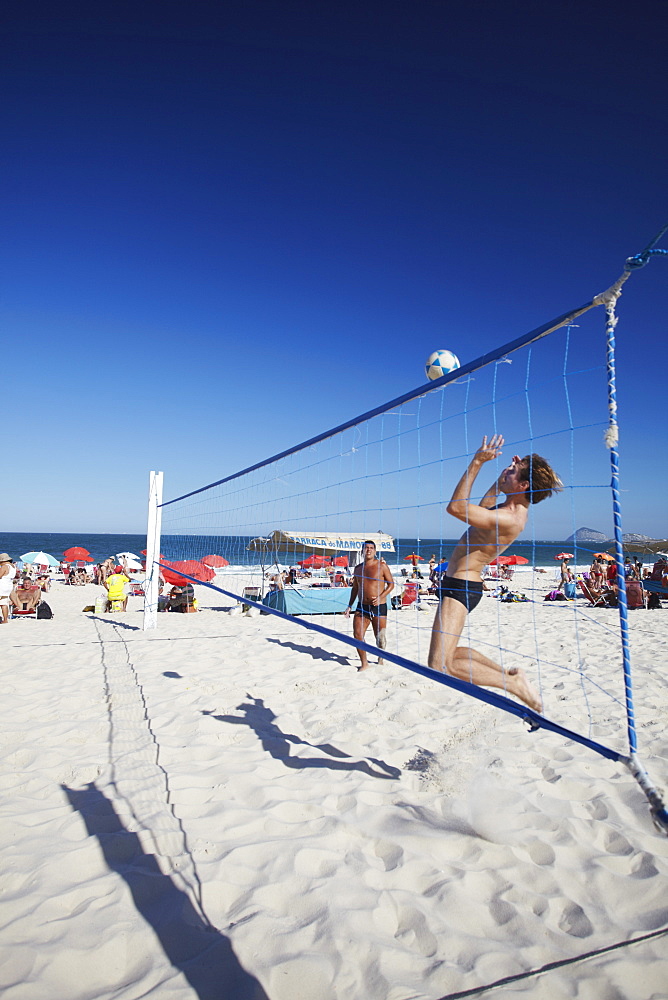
[
  {"xmin": 554, "ymin": 552, "xmax": 574, "ymax": 560},
  {"xmin": 20, "ymin": 550, "xmax": 59, "ymax": 567},
  {"xmin": 594, "ymin": 552, "xmax": 615, "ymax": 561},
  {"xmin": 161, "ymin": 560, "xmax": 216, "ymax": 586},
  {"xmin": 404, "ymin": 554, "xmax": 424, "ymax": 566},
  {"xmin": 116, "ymin": 551, "xmax": 141, "ymax": 562},
  {"xmin": 298, "ymin": 554, "xmax": 332, "ymax": 568},
  {"xmin": 118, "ymin": 557, "xmax": 143, "ymax": 572},
  {"xmin": 201, "ymin": 554, "xmax": 230, "ymax": 567},
  {"xmin": 489, "ymin": 555, "xmax": 529, "ymax": 566},
  {"xmin": 434, "ymin": 562, "xmax": 448, "ymax": 573},
  {"xmin": 333, "ymin": 556, "xmax": 349, "ymax": 567},
  {"xmin": 63, "ymin": 546, "xmax": 92, "ymax": 561}
]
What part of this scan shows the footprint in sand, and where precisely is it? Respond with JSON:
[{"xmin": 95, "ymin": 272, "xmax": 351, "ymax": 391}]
[
  {"xmin": 586, "ymin": 796, "xmax": 608, "ymax": 821},
  {"xmin": 527, "ymin": 839, "xmax": 556, "ymax": 866},
  {"xmin": 394, "ymin": 906, "xmax": 438, "ymax": 957},
  {"xmin": 293, "ymin": 848, "xmax": 338, "ymax": 879},
  {"xmin": 630, "ymin": 851, "xmax": 659, "ymax": 879},
  {"xmin": 558, "ymin": 901, "xmax": 594, "ymax": 938},
  {"xmin": 604, "ymin": 829, "xmax": 633, "ymax": 856},
  {"xmin": 489, "ymin": 894, "xmax": 516, "ymax": 926},
  {"xmin": 373, "ymin": 839, "xmax": 404, "ymax": 872}
]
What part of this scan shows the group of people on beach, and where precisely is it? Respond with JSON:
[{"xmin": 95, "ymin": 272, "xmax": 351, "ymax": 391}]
[
  {"xmin": 267, "ymin": 565, "xmax": 352, "ymax": 591},
  {"xmin": 62, "ymin": 557, "xmax": 119, "ymax": 587}
]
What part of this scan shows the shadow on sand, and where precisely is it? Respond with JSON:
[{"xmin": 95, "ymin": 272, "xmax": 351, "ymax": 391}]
[
  {"xmin": 62, "ymin": 783, "xmax": 267, "ymax": 1000},
  {"xmin": 88, "ymin": 615, "xmax": 142, "ymax": 631},
  {"xmin": 265, "ymin": 636, "xmax": 351, "ymax": 666},
  {"xmin": 204, "ymin": 696, "xmax": 401, "ymax": 779}
]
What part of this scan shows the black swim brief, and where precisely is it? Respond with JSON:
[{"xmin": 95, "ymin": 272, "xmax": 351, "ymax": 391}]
[
  {"xmin": 436, "ymin": 575, "xmax": 483, "ymax": 613},
  {"xmin": 355, "ymin": 602, "xmax": 388, "ymax": 619}
]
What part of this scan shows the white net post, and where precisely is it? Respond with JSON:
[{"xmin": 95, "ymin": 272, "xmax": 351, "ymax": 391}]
[{"xmin": 142, "ymin": 471, "xmax": 163, "ymax": 631}]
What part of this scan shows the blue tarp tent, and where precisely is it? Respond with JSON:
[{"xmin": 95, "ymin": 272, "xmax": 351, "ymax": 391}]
[{"xmin": 263, "ymin": 587, "xmax": 352, "ymax": 615}]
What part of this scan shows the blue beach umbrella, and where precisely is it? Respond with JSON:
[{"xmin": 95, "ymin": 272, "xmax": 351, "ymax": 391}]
[{"xmin": 20, "ymin": 551, "xmax": 59, "ymax": 567}]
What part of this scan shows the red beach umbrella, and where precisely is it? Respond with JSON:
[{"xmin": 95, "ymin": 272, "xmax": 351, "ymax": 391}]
[
  {"xmin": 298, "ymin": 554, "xmax": 332, "ymax": 568},
  {"xmin": 555, "ymin": 552, "xmax": 574, "ymax": 560},
  {"xmin": 161, "ymin": 560, "xmax": 216, "ymax": 586},
  {"xmin": 489, "ymin": 555, "xmax": 529, "ymax": 566},
  {"xmin": 63, "ymin": 546, "xmax": 92, "ymax": 561},
  {"xmin": 333, "ymin": 556, "xmax": 349, "ymax": 567},
  {"xmin": 201, "ymin": 554, "xmax": 229, "ymax": 567}
]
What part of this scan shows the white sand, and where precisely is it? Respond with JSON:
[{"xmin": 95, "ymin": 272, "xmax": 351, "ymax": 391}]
[{"xmin": 1, "ymin": 577, "xmax": 667, "ymax": 1000}]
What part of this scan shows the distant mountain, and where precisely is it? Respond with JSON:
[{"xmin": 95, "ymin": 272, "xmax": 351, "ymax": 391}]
[
  {"xmin": 566, "ymin": 527, "xmax": 608, "ymax": 542},
  {"xmin": 566, "ymin": 528, "xmax": 656, "ymax": 544}
]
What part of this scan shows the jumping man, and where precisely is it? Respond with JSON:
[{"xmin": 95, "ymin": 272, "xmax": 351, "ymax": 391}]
[
  {"xmin": 344, "ymin": 540, "xmax": 395, "ymax": 671},
  {"xmin": 428, "ymin": 434, "xmax": 562, "ymax": 712}
]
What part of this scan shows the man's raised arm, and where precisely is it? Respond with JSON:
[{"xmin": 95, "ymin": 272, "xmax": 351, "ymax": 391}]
[{"xmin": 447, "ymin": 434, "xmax": 516, "ymax": 530}]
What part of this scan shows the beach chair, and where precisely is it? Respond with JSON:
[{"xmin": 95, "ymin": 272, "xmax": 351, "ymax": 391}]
[
  {"xmin": 10, "ymin": 606, "xmax": 38, "ymax": 619},
  {"xmin": 241, "ymin": 586, "xmax": 262, "ymax": 611},
  {"xmin": 399, "ymin": 581, "xmax": 419, "ymax": 608},
  {"xmin": 625, "ymin": 579, "xmax": 645, "ymax": 609},
  {"xmin": 642, "ymin": 580, "xmax": 668, "ymax": 609},
  {"xmin": 577, "ymin": 579, "xmax": 611, "ymax": 608}
]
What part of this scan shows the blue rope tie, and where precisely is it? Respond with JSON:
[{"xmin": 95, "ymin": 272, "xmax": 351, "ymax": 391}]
[
  {"xmin": 625, "ymin": 247, "xmax": 668, "ymax": 269},
  {"xmin": 625, "ymin": 221, "xmax": 668, "ymax": 269}
]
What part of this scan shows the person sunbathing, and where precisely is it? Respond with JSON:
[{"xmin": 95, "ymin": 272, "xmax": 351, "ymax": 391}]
[{"xmin": 11, "ymin": 577, "xmax": 42, "ymax": 612}]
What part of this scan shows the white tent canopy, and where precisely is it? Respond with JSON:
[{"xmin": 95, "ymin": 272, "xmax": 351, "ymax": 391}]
[{"xmin": 248, "ymin": 530, "xmax": 395, "ymax": 566}]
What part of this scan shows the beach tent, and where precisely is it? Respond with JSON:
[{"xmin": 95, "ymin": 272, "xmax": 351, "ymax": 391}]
[{"xmin": 247, "ymin": 529, "xmax": 394, "ymax": 568}]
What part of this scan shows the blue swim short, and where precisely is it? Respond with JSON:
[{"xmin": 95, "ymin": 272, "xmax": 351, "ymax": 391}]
[{"xmin": 355, "ymin": 602, "xmax": 388, "ymax": 619}]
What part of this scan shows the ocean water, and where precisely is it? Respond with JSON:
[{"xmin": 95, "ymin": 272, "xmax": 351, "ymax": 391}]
[{"xmin": 0, "ymin": 531, "xmax": 601, "ymax": 569}]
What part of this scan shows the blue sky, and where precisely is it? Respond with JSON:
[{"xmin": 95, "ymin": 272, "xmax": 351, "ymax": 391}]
[{"xmin": 3, "ymin": 1, "xmax": 666, "ymax": 537}]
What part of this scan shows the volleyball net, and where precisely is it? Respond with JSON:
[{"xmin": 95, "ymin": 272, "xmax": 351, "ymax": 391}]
[{"xmin": 149, "ymin": 231, "xmax": 668, "ymax": 830}]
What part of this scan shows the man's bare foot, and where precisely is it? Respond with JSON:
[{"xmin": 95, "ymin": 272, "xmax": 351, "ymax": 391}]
[
  {"xmin": 377, "ymin": 657, "xmax": 384, "ymax": 664},
  {"xmin": 357, "ymin": 662, "xmax": 372, "ymax": 672},
  {"xmin": 507, "ymin": 667, "xmax": 542, "ymax": 713}
]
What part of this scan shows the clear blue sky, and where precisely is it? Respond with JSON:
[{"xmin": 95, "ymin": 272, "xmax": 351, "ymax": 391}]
[{"xmin": 3, "ymin": 1, "xmax": 666, "ymax": 537}]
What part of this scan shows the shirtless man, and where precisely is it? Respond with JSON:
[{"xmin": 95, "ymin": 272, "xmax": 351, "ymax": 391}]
[
  {"xmin": 11, "ymin": 576, "xmax": 42, "ymax": 612},
  {"xmin": 428, "ymin": 433, "xmax": 562, "ymax": 712},
  {"xmin": 344, "ymin": 541, "xmax": 395, "ymax": 671}
]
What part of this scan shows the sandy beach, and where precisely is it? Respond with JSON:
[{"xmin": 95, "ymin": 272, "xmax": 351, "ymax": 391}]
[{"xmin": 1, "ymin": 575, "xmax": 667, "ymax": 1000}]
